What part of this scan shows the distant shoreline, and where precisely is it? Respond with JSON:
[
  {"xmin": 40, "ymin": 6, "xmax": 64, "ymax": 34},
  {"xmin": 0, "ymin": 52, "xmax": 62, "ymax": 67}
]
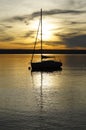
[{"xmin": 0, "ymin": 49, "xmax": 86, "ymax": 54}]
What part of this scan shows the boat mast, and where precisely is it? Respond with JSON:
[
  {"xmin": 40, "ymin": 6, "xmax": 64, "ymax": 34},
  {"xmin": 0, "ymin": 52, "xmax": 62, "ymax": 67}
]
[{"xmin": 41, "ymin": 8, "xmax": 42, "ymax": 62}]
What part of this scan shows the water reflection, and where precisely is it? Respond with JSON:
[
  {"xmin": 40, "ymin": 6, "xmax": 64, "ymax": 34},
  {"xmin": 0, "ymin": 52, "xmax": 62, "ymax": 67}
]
[
  {"xmin": 31, "ymin": 70, "xmax": 63, "ymax": 114},
  {"xmin": 31, "ymin": 67, "xmax": 86, "ymax": 112},
  {"xmin": 31, "ymin": 68, "xmax": 86, "ymax": 129},
  {"xmin": 0, "ymin": 54, "xmax": 86, "ymax": 129}
]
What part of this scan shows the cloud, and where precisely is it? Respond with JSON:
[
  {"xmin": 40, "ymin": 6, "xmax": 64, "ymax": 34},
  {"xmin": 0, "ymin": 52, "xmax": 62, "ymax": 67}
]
[
  {"xmin": 54, "ymin": 32, "xmax": 79, "ymax": 38},
  {"xmin": 63, "ymin": 34, "xmax": 86, "ymax": 48},
  {"xmin": 5, "ymin": 25, "xmax": 13, "ymax": 28},
  {"xmin": 13, "ymin": 42, "xmax": 33, "ymax": 47},
  {"xmin": 50, "ymin": 32, "xmax": 86, "ymax": 48},
  {"xmin": 13, "ymin": 42, "xmax": 29, "ymax": 46},
  {"xmin": 4, "ymin": 8, "xmax": 86, "ymax": 23},
  {"xmin": 0, "ymin": 24, "xmax": 12, "ymax": 28},
  {"xmin": 23, "ymin": 31, "xmax": 34, "ymax": 38},
  {"xmin": 0, "ymin": 36, "xmax": 15, "ymax": 42},
  {"xmin": 30, "ymin": 9, "xmax": 86, "ymax": 20},
  {"xmin": 75, "ymin": 0, "xmax": 86, "ymax": 9},
  {"xmin": 69, "ymin": 21, "xmax": 86, "ymax": 25},
  {"xmin": 43, "ymin": 9, "xmax": 86, "ymax": 15},
  {"xmin": 43, "ymin": 40, "xmax": 63, "ymax": 46},
  {"xmin": 4, "ymin": 15, "xmax": 29, "ymax": 23},
  {"xmin": 65, "ymin": 0, "xmax": 86, "ymax": 9}
]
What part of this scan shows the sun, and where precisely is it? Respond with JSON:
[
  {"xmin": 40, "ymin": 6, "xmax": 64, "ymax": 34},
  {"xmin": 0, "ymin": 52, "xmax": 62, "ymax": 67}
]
[
  {"xmin": 30, "ymin": 19, "xmax": 54, "ymax": 41},
  {"xmin": 42, "ymin": 20, "xmax": 54, "ymax": 40}
]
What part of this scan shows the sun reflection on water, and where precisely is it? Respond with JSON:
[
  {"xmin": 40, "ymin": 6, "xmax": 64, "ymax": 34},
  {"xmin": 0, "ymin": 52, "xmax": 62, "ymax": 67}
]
[
  {"xmin": 31, "ymin": 72, "xmax": 60, "ymax": 88},
  {"xmin": 31, "ymin": 71, "xmax": 63, "ymax": 111}
]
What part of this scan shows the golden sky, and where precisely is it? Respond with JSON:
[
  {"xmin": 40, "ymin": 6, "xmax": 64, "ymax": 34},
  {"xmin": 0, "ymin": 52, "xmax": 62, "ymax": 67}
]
[{"xmin": 0, "ymin": 0, "xmax": 86, "ymax": 49}]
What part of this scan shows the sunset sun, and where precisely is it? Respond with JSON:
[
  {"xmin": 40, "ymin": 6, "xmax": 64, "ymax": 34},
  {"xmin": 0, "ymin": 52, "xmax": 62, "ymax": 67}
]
[
  {"xmin": 42, "ymin": 20, "xmax": 54, "ymax": 40},
  {"xmin": 30, "ymin": 19, "xmax": 55, "ymax": 41}
]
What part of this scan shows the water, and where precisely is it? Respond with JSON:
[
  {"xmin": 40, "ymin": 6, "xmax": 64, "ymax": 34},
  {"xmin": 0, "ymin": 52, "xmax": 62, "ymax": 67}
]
[{"xmin": 0, "ymin": 54, "xmax": 86, "ymax": 130}]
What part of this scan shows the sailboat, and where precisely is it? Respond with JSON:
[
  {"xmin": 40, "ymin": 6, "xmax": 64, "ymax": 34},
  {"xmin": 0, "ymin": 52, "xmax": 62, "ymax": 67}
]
[{"xmin": 30, "ymin": 9, "xmax": 62, "ymax": 72}]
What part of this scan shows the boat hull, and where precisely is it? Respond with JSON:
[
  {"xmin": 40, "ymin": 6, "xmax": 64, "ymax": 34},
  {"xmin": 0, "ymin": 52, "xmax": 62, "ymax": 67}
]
[{"xmin": 31, "ymin": 60, "xmax": 62, "ymax": 72}]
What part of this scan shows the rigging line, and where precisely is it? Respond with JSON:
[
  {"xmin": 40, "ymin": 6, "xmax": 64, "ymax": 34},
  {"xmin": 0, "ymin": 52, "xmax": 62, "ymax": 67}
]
[{"xmin": 31, "ymin": 17, "xmax": 41, "ymax": 63}]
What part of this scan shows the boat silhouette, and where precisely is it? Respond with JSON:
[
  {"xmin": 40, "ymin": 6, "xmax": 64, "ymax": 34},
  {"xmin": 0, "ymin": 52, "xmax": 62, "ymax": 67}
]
[{"xmin": 30, "ymin": 9, "xmax": 62, "ymax": 72}]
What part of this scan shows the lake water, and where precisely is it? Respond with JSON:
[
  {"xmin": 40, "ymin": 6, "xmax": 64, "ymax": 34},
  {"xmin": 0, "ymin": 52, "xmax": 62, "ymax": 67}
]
[{"xmin": 0, "ymin": 54, "xmax": 86, "ymax": 130}]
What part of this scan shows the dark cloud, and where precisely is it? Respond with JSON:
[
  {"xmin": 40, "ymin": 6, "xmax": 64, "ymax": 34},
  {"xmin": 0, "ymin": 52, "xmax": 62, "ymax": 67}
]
[
  {"xmin": 43, "ymin": 9, "xmax": 86, "ymax": 15},
  {"xmin": 4, "ymin": 9, "xmax": 86, "ymax": 23},
  {"xmin": 70, "ymin": 21, "xmax": 86, "ymax": 25},
  {"xmin": 4, "ymin": 15, "xmax": 29, "ymax": 23},
  {"xmin": 31, "ymin": 9, "xmax": 86, "ymax": 20},
  {"xmin": 52, "ymin": 32, "xmax": 86, "ymax": 48},
  {"xmin": 24, "ymin": 20, "xmax": 29, "ymax": 25},
  {"xmin": 0, "ymin": 36, "xmax": 15, "ymax": 42},
  {"xmin": 0, "ymin": 24, "xmax": 12, "ymax": 28},
  {"xmin": 23, "ymin": 31, "xmax": 34, "ymax": 38},
  {"xmin": 54, "ymin": 32, "xmax": 79, "ymax": 38},
  {"xmin": 5, "ymin": 25, "xmax": 13, "ymax": 28},
  {"xmin": 63, "ymin": 34, "xmax": 86, "ymax": 48}
]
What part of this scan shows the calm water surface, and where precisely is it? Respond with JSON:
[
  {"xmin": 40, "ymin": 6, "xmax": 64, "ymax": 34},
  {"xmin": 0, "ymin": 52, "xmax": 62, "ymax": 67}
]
[{"xmin": 0, "ymin": 54, "xmax": 86, "ymax": 130}]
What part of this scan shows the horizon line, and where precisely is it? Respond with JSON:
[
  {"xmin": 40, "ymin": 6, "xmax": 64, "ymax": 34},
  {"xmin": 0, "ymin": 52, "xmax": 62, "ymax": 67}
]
[{"xmin": 0, "ymin": 49, "xmax": 86, "ymax": 54}]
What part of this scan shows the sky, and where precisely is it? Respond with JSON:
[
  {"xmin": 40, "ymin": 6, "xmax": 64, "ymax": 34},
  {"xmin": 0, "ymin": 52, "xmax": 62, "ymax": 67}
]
[{"xmin": 0, "ymin": 0, "xmax": 86, "ymax": 49}]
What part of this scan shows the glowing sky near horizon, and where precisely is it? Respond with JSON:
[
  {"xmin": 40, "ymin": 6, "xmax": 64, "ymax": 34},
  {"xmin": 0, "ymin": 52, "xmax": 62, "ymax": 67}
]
[{"xmin": 0, "ymin": 0, "xmax": 86, "ymax": 49}]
